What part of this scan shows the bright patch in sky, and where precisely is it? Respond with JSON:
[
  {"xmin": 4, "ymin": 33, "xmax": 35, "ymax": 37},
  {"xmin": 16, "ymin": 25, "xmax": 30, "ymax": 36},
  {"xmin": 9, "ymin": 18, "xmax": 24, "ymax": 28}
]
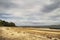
[{"xmin": 0, "ymin": 0, "xmax": 60, "ymax": 26}]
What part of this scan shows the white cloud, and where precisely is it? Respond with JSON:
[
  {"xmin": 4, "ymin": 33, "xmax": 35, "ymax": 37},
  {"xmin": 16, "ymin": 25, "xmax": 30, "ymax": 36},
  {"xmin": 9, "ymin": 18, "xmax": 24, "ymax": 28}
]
[{"xmin": 0, "ymin": 0, "xmax": 60, "ymax": 26}]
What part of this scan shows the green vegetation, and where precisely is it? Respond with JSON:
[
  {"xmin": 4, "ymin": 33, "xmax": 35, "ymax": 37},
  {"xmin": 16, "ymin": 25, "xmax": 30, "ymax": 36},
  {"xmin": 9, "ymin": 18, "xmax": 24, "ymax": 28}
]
[{"xmin": 0, "ymin": 20, "xmax": 16, "ymax": 27}]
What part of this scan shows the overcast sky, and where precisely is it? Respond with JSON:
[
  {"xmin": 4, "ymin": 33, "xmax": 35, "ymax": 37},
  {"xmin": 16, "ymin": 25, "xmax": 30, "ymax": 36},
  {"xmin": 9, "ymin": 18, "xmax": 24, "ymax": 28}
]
[{"xmin": 0, "ymin": 0, "xmax": 60, "ymax": 26}]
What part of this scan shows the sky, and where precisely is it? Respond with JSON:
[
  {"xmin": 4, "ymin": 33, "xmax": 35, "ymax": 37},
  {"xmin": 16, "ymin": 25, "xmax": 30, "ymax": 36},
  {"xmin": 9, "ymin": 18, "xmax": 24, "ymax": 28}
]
[{"xmin": 0, "ymin": 0, "xmax": 60, "ymax": 26}]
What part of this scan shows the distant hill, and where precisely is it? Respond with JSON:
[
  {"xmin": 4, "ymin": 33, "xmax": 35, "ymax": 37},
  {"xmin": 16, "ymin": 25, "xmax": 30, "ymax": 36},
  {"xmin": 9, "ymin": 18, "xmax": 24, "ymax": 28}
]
[
  {"xmin": 48, "ymin": 25, "xmax": 60, "ymax": 29},
  {"xmin": 18, "ymin": 25, "xmax": 60, "ymax": 29},
  {"xmin": 0, "ymin": 20, "xmax": 60, "ymax": 29}
]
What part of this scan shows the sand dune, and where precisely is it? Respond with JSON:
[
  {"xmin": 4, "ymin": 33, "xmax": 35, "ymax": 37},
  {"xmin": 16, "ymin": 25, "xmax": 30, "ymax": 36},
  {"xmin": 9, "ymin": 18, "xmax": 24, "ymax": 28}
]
[{"xmin": 0, "ymin": 27, "xmax": 60, "ymax": 40}]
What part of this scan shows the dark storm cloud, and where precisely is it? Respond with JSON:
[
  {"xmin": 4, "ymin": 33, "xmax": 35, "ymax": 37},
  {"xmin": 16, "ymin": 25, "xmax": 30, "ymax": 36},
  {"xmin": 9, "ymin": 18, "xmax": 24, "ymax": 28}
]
[{"xmin": 42, "ymin": 0, "xmax": 60, "ymax": 13}]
